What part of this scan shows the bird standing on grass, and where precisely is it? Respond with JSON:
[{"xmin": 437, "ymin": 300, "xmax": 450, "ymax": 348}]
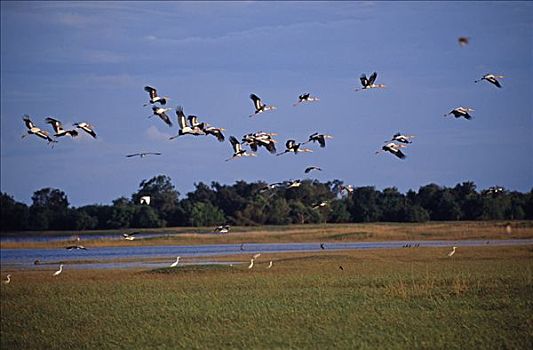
[
  {"xmin": 4, "ymin": 274, "xmax": 11, "ymax": 284},
  {"xmin": 248, "ymin": 259, "xmax": 255, "ymax": 269},
  {"xmin": 53, "ymin": 264, "xmax": 64, "ymax": 276},
  {"xmin": 170, "ymin": 257, "xmax": 180, "ymax": 267},
  {"xmin": 448, "ymin": 246, "xmax": 457, "ymax": 257},
  {"xmin": 267, "ymin": 261, "xmax": 273, "ymax": 269}
]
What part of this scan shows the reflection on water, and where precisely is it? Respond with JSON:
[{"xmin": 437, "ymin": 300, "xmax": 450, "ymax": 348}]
[{"xmin": 1, "ymin": 239, "xmax": 532, "ymax": 270}]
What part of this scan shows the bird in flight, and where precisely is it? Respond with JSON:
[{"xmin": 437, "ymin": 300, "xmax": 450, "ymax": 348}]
[
  {"xmin": 355, "ymin": 72, "xmax": 386, "ymax": 92},
  {"xmin": 458, "ymin": 36, "xmax": 470, "ymax": 46},
  {"xmin": 45, "ymin": 117, "xmax": 79, "ymax": 138},
  {"xmin": 150, "ymin": 106, "xmax": 173, "ymax": 127},
  {"xmin": 144, "ymin": 86, "xmax": 169, "ymax": 106},
  {"xmin": 170, "ymin": 106, "xmax": 206, "ymax": 139},
  {"xmin": 445, "ymin": 107, "xmax": 474, "ymax": 120},
  {"xmin": 376, "ymin": 142, "xmax": 407, "ymax": 159},
  {"xmin": 387, "ymin": 133, "xmax": 414, "ymax": 144},
  {"xmin": 304, "ymin": 133, "xmax": 333, "ymax": 148},
  {"xmin": 293, "ymin": 92, "xmax": 320, "ymax": 106},
  {"xmin": 242, "ymin": 131, "xmax": 278, "ymax": 154},
  {"xmin": 277, "ymin": 139, "xmax": 313, "ymax": 156},
  {"xmin": 126, "ymin": 152, "xmax": 162, "ymax": 158},
  {"xmin": 74, "ymin": 122, "xmax": 97, "ymax": 138},
  {"xmin": 249, "ymin": 93, "xmax": 276, "ymax": 117},
  {"xmin": 226, "ymin": 136, "xmax": 256, "ymax": 161},
  {"xmin": 475, "ymin": 74, "xmax": 504, "ymax": 88},
  {"xmin": 22, "ymin": 115, "xmax": 57, "ymax": 145},
  {"xmin": 305, "ymin": 166, "xmax": 322, "ymax": 174},
  {"xmin": 312, "ymin": 201, "xmax": 328, "ymax": 209}
]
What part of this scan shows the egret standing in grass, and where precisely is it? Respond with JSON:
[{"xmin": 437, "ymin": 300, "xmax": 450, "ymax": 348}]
[
  {"xmin": 448, "ymin": 246, "xmax": 457, "ymax": 257},
  {"xmin": 267, "ymin": 261, "xmax": 273, "ymax": 269},
  {"xmin": 248, "ymin": 258, "xmax": 255, "ymax": 269},
  {"xmin": 53, "ymin": 264, "xmax": 64, "ymax": 276},
  {"xmin": 4, "ymin": 274, "xmax": 11, "ymax": 284},
  {"xmin": 170, "ymin": 256, "xmax": 180, "ymax": 267}
]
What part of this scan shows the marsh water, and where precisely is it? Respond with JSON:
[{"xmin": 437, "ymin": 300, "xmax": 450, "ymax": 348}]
[{"xmin": 1, "ymin": 239, "xmax": 532, "ymax": 270}]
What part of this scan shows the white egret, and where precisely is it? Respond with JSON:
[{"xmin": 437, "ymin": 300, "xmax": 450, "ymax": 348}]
[
  {"xmin": 248, "ymin": 259, "xmax": 254, "ymax": 269},
  {"xmin": 4, "ymin": 274, "xmax": 11, "ymax": 284},
  {"xmin": 53, "ymin": 264, "xmax": 64, "ymax": 276},
  {"xmin": 448, "ymin": 246, "xmax": 457, "ymax": 257},
  {"xmin": 267, "ymin": 261, "xmax": 273, "ymax": 269},
  {"xmin": 170, "ymin": 256, "xmax": 180, "ymax": 267}
]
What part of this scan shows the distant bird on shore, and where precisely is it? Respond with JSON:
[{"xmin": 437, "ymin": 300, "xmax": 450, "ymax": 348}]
[
  {"xmin": 458, "ymin": 36, "xmax": 470, "ymax": 46},
  {"xmin": 267, "ymin": 261, "xmax": 273, "ymax": 269},
  {"xmin": 293, "ymin": 92, "xmax": 319, "ymax": 106},
  {"xmin": 448, "ymin": 246, "xmax": 457, "ymax": 257},
  {"xmin": 53, "ymin": 264, "xmax": 64, "ymax": 276},
  {"xmin": 226, "ymin": 136, "xmax": 256, "ymax": 161},
  {"xmin": 305, "ymin": 166, "xmax": 322, "ymax": 174},
  {"xmin": 45, "ymin": 117, "xmax": 79, "ymax": 138},
  {"xmin": 150, "ymin": 106, "xmax": 173, "ymax": 127},
  {"xmin": 22, "ymin": 115, "xmax": 57, "ymax": 145},
  {"xmin": 144, "ymin": 86, "xmax": 169, "ymax": 106},
  {"xmin": 214, "ymin": 225, "xmax": 230, "ymax": 233},
  {"xmin": 249, "ymin": 93, "xmax": 276, "ymax": 117},
  {"xmin": 240, "ymin": 243, "xmax": 245, "ymax": 251},
  {"xmin": 248, "ymin": 258, "xmax": 254, "ymax": 269},
  {"xmin": 388, "ymin": 133, "xmax": 414, "ymax": 144},
  {"xmin": 320, "ymin": 243, "xmax": 325, "ymax": 250},
  {"xmin": 123, "ymin": 232, "xmax": 139, "ymax": 241},
  {"xmin": 277, "ymin": 140, "xmax": 313, "ymax": 156},
  {"xmin": 339, "ymin": 266, "xmax": 344, "ymax": 271},
  {"xmin": 376, "ymin": 142, "xmax": 407, "ymax": 159},
  {"xmin": 355, "ymin": 72, "xmax": 386, "ymax": 92},
  {"xmin": 74, "ymin": 122, "xmax": 97, "ymax": 138},
  {"xmin": 446, "ymin": 107, "xmax": 474, "ymax": 120},
  {"xmin": 475, "ymin": 74, "xmax": 504, "ymax": 88},
  {"xmin": 305, "ymin": 133, "xmax": 333, "ymax": 148},
  {"xmin": 3, "ymin": 274, "xmax": 11, "ymax": 284},
  {"xmin": 65, "ymin": 245, "xmax": 87, "ymax": 250},
  {"xmin": 126, "ymin": 152, "xmax": 162, "ymax": 158},
  {"xmin": 170, "ymin": 256, "xmax": 180, "ymax": 267}
]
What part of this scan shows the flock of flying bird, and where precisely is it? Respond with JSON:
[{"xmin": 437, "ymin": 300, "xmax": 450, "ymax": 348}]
[{"xmin": 7, "ymin": 36, "xmax": 502, "ymax": 282}]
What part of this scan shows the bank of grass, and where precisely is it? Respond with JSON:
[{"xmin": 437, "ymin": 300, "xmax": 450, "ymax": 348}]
[
  {"xmin": 2, "ymin": 221, "xmax": 532, "ymax": 249},
  {"xmin": 2, "ymin": 246, "xmax": 532, "ymax": 349}
]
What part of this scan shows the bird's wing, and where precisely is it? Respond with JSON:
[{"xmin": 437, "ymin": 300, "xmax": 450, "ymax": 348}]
[
  {"xmin": 250, "ymin": 94, "xmax": 263, "ymax": 110},
  {"xmin": 45, "ymin": 117, "xmax": 62, "ymax": 133},
  {"xmin": 23, "ymin": 115, "xmax": 34, "ymax": 129},
  {"xmin": 305, "ymin": 167, "xmax": 312, "ymax": 173},
  {"xmin": 368, "ymin": 72, "xmax": 378, "ymax": 85},
  {"xmin": 144, "ymin": 86, "xmax": 157, "ymax": 99},
  {"xmin": 160, "ymin": 112, "xmax": 172, "ymax": 127},
  {"xmin": 126, "ymin": 153, "xmax": 139, "ymax": 157},
  {"xmin": 176, "ymin": 106, "xmax": 187, "ymax": 129},
  {"xmin": 286, "ymin": 139, "xmax": 296, "ymax": 149},
  {"xmin": 318, "ymin": 135, "xmax": 326, "ymax": 147},
  {"xmin": 360, "ymin": 74, "xmax": 368, "ymax": 87},
  {"xmin": 229, "ymin": 136, "xmax": 241, "ymax": 153},
  {"xmin": 491, "ymin": 79, "xmax": 502, "ymax": 88}
]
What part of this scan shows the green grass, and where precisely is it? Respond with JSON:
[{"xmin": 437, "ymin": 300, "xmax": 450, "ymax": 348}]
[{"xmin": 2, "ymin": 246, "xmax": 532, "ymax": 349}]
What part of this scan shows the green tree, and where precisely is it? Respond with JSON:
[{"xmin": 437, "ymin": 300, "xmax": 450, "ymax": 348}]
[
  {"xmin": 0, "ymin": 192, "xmax": 29, "ymax": 231},
  {"xmin": 189, "ymin": 202, "xmax": 225, "ymax": 227},
  {"xmin": 30, "ymin": 188, "xmax": 70, "ymax": 230}
]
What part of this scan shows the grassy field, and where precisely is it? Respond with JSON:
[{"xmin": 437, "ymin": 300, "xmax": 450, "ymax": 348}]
[
  {"xmin": 2, "ymin": 245, "xmax": 532, "ymax": 349},
  {"xmin": 2, "ymin": 221, "xmax": 533, "ymax": 249}
]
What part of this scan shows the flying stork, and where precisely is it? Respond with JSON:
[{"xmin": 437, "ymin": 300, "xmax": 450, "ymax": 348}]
[
  {"xmin": 74, "ymin": 122, "xmax": 97, "ymax": 138},
  {"xmin": 376, "ymin": 142, "xmax": 407, "ymax": 159},
  {"xmin": 169, "ymin": 106, "xmax": 206, "ymax": 139},
  {"xmin": 474, "ymin": 74, "xmax": 504, "ymax": 88},
  {"xmin": 249, "ymin": 93, "xmax": 276, "ymax": 117},
  {"xmin": 45, "ymin": 117, "xmax": 79, "ymax": 137},
  {"xmin": 387, "ymin": 133, "xmax": 414, "ymax": 144},
  {"xmin": 21, "ymin": 115, "xmax": 57, "ymax": 145},
  {"xmin": 203, "ymin": 125, "xmax": 225, "ymax": 142},
  {"xmin": 458, "ymin": 36, "xmax": 470, "ymax": 46},
  {"xmin": 304, "ymin": 166, "xmax": 322, "ymax": 174},
  {"xmin": 293, "ymin": 92, "xmax": 320, "ymax": 106},
  {"xmin": 355, "ymin": 72, "xmax": 386, "ymax": 92},
  {"xmin": 445, "ymin": 107, "xmax": 474, "ymax": 120},
  {"xmin": 242, "ymin": 131, "xmax": 277, "ymax": 154},
  {"xmin": 286, "ymin": 179, "xmax": 302, "ymax": 189},
  {"xmin": 312, "ymin": 201, "xmax": 328, "ymax": 209},
  {"xmin": 126, "ymin": 152, "xmax": 162, "ymax": 158},
  {"xmin": 276, "ymin": 139, "xmax": 313, "ymax": 156},
  {"xmin": 144, "ymin": 86, "xmax": 169, "ymax": 106},
  {"xmin": 305, "ymin": 132, "xmax": 333, "ymax": 148},
  {"xmin": 226, "ymin": 136, "xmax": 256, "ymax": 161},
  {"xmin": 150, "ymin": 106, "xmax": 173, "ymax": 127}
]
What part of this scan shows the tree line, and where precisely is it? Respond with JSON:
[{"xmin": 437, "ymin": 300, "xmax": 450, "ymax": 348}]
[{"xmin": 1, "ymin": 175, "xmax": 532, "ymax": 232}]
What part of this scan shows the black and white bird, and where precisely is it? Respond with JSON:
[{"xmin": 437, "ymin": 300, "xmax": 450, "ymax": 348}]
[
  {"xmin": 286, "ymin": 179, "xmax": 302, "ymax": 189},
  {"xmin": 74, "ymin": 122, "xmax": 97, "ymax": 138},
  {"xmin": 203, "ymin": 125, "xmax": 225, "ymax": 142},
  {"xmin": 226, "ymin": 136, "xmax": 256, "ymax": 161},
  {"xmin": 312, "ymin": 201, "xmax": 328, "ymax": 209},
  {"xmin": 150, "ymin": 106, "xmax": 173, "ymax": 127},
  {"xmin": 22, "ymin": 115, "xmax": 57, "ymax": 145},
  {"xmin": 445, "ymin": 107, "xmax": 474, "ymax": 120},
  {"xmin": 242, "ymin": 131, "xmax": 277, "ymax": 154},
  {"xmin": 355, "ymin": 72, "xmax": 386, "ymax": 91},
  {"xmin": 483, "ymin": 186, "xmax": 505, "ymax": 196},
  {"xmin": 170, "ymin": 106, "xmax": 206, "ymax": 139},
  {"xmin": 376, "ymin": 142, "xmax": 407, "ymax": 159},
  {"xmin": 65, "ymin": 245, "xmax": 87, "ymax": 250},
  {"xmin": 388, "ymin": 133, "xmax": 414, "ymax": 144},
  {"xmin": 214, "ymin": 224, "xmax": 230, "ymax": 233},
  {"xmin": 249, "ymin": 93, "xmax": 276, "ymax": 117},
  {"xmin": 304, "ymin": 166, "xmax": 322, "ymax": 174},
  {"xmin": 339, "ymin": 184, "xmax": 354, "ymax": 195},
  {"xmin": 122, "ymin": 232, "xmax": 139, "ymax": 241},
  {"xmin": 277, "ymin": 140, "xmax": 313, "ymax": 156},
  {"xmin": 140, "ymin": 196, "xmax": 151, "ymax": 205},
  {"xmin": 45, "ymin": 117, "xmax": 79, "ymax": 138},
  {"xmin": 144, "ymin": 86, "xmax": 169, "ymax": 106},
  {"xmin": 293, "ymin": 92, "xmax": 319, "ymax": 106},
  {"xmin": 305, "ymin": 132, "xmax": 333, "ymax": 148},
  {"xmin": 458, "ymin": 36, "xmax": 470, "ymax": 46},
  {"xmin": 475, "ymin": 74, "xmax": 504, "ymax": 88},
  {"xmin": 126, "ymin": 152, "xmax": 162, "ymax": 158}
]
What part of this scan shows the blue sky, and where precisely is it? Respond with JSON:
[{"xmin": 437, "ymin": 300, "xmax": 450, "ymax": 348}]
[{"xmin": 1, "ymin": 1, "xmax": 531, "ymax": 207}]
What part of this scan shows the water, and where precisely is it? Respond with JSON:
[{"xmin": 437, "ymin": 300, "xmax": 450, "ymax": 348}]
[{"xmin": 1, "ymin": 239, "xmax": 532, "ymax": 270}]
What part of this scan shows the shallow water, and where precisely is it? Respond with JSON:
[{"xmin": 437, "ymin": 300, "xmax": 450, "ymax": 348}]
[{"xmin": 1, "ymin": 239, "xmax": 532, "ymax": 270}]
